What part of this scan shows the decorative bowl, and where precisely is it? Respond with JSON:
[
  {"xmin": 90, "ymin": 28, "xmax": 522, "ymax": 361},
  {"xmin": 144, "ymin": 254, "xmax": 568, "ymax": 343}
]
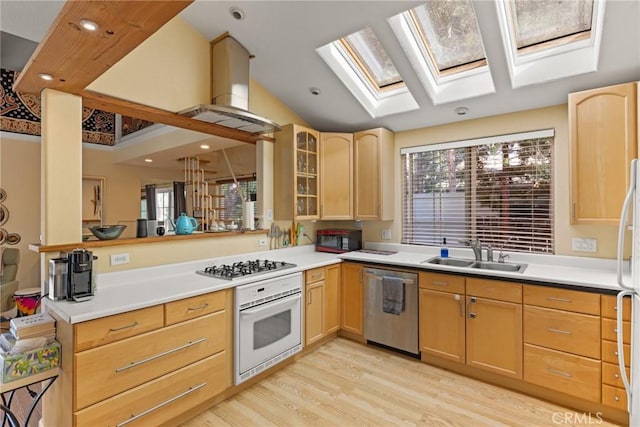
[{"xmin": 88, "ymin": 225, "xmax": 127, "ymax": 240}]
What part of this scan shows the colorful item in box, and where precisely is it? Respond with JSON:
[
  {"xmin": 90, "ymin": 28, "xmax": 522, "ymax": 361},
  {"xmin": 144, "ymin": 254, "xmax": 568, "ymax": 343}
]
[{"xmin": 1, "ymin": 341, "xmax": 60, "ymax": 383}]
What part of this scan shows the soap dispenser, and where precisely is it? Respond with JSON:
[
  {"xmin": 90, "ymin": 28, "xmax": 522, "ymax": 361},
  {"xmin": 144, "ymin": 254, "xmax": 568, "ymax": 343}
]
[{"xmin": 440, "ymin": 238, "xmax": 449, "ymax": 258}]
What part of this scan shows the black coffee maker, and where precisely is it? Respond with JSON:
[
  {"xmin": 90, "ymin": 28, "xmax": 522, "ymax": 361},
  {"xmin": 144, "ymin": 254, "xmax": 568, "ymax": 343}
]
[{"xmin": 67, "ymin": 249, "xmax": 96, "ymax": 302}]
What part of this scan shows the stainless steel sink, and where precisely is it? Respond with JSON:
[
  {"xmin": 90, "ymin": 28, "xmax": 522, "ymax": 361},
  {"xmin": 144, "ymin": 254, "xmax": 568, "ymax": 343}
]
[
  {"xmin": 470, "ymin": 261, "xmax": 528, "ymax": 273},
  {"xmin": 423, "ymin": 257, "xmax": 475, "ymax": 267}
]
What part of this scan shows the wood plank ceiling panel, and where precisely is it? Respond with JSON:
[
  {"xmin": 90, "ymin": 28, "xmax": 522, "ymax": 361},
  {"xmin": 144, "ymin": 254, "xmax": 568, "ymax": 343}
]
[{"xmin": 13, "ymin": 0, "xmax": 193, "ymax": 94}]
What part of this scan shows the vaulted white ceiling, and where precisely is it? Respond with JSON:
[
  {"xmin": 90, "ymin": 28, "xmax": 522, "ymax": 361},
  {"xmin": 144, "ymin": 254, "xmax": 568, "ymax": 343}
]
[{"xmin": 1, "ymin": 0, "xmax": 639, "ymax": 134}]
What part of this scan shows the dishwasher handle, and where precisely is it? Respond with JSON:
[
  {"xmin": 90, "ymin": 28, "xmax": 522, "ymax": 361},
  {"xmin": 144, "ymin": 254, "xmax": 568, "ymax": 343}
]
[{"xmin": 364, "ymin": 270, "xmax": 415, "ymax": 285}]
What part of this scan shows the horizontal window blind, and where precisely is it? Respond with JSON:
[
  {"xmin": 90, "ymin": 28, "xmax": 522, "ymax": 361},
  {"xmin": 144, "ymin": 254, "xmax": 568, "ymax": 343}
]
[
  {"xmin": 401, "ymin": 131, "xmax": 553, "ymax": 254},
  {"xmin": 213, "ymin": 179, "xmax": 256, "ymax": 221}
]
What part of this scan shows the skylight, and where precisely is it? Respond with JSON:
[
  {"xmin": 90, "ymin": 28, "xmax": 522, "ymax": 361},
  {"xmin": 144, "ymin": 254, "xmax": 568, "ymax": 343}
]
[
  {"xmin": 389, "ymin": 0, "xmax": 495, "ymax": 105},
  {"xmin": 509, "ymin": 0, "xmax": 593, "ymax": 50},
  {"xmin": 410, "ymin": 1, "xmax": 486, "ymax": 73},
  {"xmin": 341, "ymin": 27, "xmax": 403, "ymax": 90},
  {"xmin": 496, "ymin": 0, "xmax": 604, "ymax": 88},
  {"xmin": 317, "ymin": 27, "xmax": 418, "ymax": 118}
]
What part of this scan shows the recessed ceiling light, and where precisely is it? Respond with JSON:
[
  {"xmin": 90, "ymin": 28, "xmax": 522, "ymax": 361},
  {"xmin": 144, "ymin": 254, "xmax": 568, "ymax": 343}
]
[
  {"xmin": 200, "ymin": 144, "xmax": 210, "ymax": 149},
  {"xmin": 144, "ymin": 158, "xmax": 153, "ymax": 163},
  {"xmin": 310, "ymin": 87, "xmax": 321, "ymax": 96},
  {"xmin": 455, "ymin": 106, "xmax": 470, "ymax": 116},
  {"xmin": 79, "ymin": 19, "xmax": 99, "ymax": 31},
  {"xmin": 39, "ymin": 73, "xmax": 54, "ymax": 81},
  {"xmin": 229, "ymin": 7, "xmax": 245, "ymax": 20}
]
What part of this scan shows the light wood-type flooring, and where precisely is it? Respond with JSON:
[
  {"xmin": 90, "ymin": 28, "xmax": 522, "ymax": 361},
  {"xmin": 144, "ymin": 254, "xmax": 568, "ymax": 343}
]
[{"xmin": 181, "ymin": 338, "xmax": 620, "ymax": 427}]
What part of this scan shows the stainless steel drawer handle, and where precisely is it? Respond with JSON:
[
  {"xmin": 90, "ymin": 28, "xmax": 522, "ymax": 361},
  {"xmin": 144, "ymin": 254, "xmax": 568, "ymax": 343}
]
[
  {"xmin": 547, "ymin": 297, "xmax": 571, "ymax": 303},
  {"xmin": 187, "ymin": 303, "xmax": 209, "ymax": 312},
  {"xmin": 115, "ymin": 338, "xmax": 207, "ymax": 373},
  {"xmin": 614, "ymin": 373, "xmax": 620, "ymax": 379},
  {"xmin": 614, "ymin": 396, "xmax": 620, "ymax": 402},
  {"xmin": 548, "ymin": 368, "xmax": 573, "ymax": 378},
  {"xmin": 116, "ymin": 382, "xmax": 206, "ymax": 427},
  {"xmin": 109, "ymin": 322, "xmax": 139, "ymax": 332},
  {"xmin": 432, "ymin": 281, "xmax": 448, "ymax": 286},
  {"xmin": 547, "ymin": 327, "xmax": 572, "ymax": 335}
]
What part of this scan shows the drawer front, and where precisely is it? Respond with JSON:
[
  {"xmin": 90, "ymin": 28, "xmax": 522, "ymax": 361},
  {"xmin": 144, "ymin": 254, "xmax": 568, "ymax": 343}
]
[
  {"xmin": 523, "ymin": 306, "xmax": 600, "ymax": 359},
  {"xmin": 74, "ymin": 305, "xmax": 164, "ymax": 352},
  {"xmin": 601, "ymin": 317, "xmax": 631, "ymax": 344},
  {"xmin": 602, "ymin": 384, "xmax": 629, "ymax": 411},
  {"xmin": 524, "ymin": 344, "xmax": 601, "ymax": 402},
  {"xmin": 602, "ymin": 361, "xmax": 631, "ymax": 389},
  {"xmin": 419, "ymin": 272, "xmax": 465, "ymax": 294},
  {"xmin": 601, "ymin": 294, "xmax": 631, "ymax": 320},
  {"xmin": 306, "ymin": 267, "xmax": 325, "ymax": 284},
  {"xmin": 75, "ymin": 312, "xmax": 225, "ymax": 410},
  {"xmin": 74, "ymin": 352, "xmax": 228, "ymax": 427},
  {"xmin": 523, "ymin": 285, "xmax": 600, "ymax": 315},
  {"xmin": 466, "ymin": 278, "xmax": 521, "ymax": 303},
  {"xmin": 164, "ymin": 290, "xmax": 226, "ymax": 326},
  {"xmin": 602, "ymin": 340, "xmax": 631, "ymax": 365}
]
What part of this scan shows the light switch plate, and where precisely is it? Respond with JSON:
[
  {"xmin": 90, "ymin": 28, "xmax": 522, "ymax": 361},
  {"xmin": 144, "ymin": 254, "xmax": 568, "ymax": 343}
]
[
  {"xmin": 110, "ymin": 253, "xmax": 130, "ymax": 265},
  {"xmin": 572, "ymin": 237, "xmax": 597, "ymax": 252}
]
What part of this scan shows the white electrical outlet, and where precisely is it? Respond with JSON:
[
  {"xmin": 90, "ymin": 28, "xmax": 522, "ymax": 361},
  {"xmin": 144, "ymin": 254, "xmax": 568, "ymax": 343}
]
[
  {"xmin": 259, "ymin": 238, "xmax": 267, "ymax": 246},
  {"xmin": 572, "ymin": 237, "xmax": 597, "ymax": 253},
  {"xmin": 266, "ymin": 209, "xmax": 273, "ymax": 221},
  {"xmin": 381, "ymin": 229, "xmax": 391, "ymax": 240},
  {"xmin": 110, "ymin": 253, "xmax": 130, "ymax": 266}
]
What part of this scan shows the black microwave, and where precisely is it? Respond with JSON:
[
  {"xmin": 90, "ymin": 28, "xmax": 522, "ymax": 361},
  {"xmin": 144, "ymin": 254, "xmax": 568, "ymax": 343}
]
[{"xmin": 316, "ymin": 229, "xmax": 362, "ymax": 253}]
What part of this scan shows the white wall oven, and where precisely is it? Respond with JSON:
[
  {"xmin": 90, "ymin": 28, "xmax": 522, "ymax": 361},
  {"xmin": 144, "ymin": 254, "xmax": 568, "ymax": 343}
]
[{"xmin": 234, "ymin": 271, "xmax": 302, "ymax": 384}]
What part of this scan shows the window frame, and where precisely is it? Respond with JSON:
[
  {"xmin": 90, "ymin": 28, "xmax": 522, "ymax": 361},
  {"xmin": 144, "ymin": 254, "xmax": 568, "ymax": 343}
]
[{"xmin": 401, "ymin": 129, "xmax": 555, "ymax": 254}]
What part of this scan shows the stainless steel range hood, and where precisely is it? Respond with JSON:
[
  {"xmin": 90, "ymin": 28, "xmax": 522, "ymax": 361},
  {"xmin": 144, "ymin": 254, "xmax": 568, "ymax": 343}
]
[{"xmin": 180, "ymin": 35, "xmax": 281, "ymax": 134}]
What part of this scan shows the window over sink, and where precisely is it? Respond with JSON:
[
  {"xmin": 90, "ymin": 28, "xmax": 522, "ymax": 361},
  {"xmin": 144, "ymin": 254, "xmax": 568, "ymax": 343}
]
[{"xmin": 401, "ymin": 129, "xmax": 554, "ymax": 254}]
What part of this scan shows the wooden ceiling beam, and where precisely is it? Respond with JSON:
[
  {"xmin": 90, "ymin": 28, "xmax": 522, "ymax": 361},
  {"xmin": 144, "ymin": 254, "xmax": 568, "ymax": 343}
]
[
  {"xmin": 13, "ymin": 0, "xmax": 193, "ymax": 94},
  {"xmin": 80, "ymin": 90, "xmax": 272, "ymax": 144}
]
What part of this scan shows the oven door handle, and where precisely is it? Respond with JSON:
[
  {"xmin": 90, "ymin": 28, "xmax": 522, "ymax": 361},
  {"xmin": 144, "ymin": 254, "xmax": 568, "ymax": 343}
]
[{"xmin": 240, "ymin": 293, "xmax": 300, "ymax": 317}]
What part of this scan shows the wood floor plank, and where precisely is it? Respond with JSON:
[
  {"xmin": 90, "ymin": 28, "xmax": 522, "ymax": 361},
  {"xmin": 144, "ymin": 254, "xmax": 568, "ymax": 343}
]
[{"xmin": 180, "ymin": 338, "xmax": 620, "ymax": 427}]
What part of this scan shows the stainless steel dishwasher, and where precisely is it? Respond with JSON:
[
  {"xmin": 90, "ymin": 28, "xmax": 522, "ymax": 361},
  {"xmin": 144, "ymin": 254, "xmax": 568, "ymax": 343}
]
[{"xmin": 363, "ymin": 267, "xmax": 419, "ymax": 355}]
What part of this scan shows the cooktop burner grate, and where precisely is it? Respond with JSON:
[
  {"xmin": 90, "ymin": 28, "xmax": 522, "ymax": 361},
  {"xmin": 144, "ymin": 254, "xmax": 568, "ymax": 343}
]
[{"xmin": 196, "ymin": 259, "xmax": 297, "ymax": 280}]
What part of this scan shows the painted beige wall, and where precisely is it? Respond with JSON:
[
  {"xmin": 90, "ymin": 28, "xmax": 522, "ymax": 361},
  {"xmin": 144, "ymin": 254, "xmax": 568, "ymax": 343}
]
[
  {"xmin": 363, "ymin": 104, "xmax": 625, "ymax": 259},
  {"xmin": 0, "ymin": 135, "xmax": 41, "ymax": 289},
  {"xmin": 87, "ymin": 17, "xmax": 210, "ymax": 111}
]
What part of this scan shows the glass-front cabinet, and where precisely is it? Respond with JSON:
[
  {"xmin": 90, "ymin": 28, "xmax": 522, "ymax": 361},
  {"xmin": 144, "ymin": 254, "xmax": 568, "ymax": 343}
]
[{"xmin": 275, "ymin": 124, "xmax": 320, "ymax": 220}]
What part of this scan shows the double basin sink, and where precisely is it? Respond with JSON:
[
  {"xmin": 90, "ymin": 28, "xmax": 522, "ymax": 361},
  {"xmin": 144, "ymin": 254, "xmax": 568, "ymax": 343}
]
[{"xmin": 424, "ymin": 256, "xmax": 528, "ymax": 273}]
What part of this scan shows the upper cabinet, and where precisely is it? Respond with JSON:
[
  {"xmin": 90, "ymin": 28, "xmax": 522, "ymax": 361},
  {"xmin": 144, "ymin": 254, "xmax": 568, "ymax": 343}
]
[
  {"xmin": 275, "ymin": 124, "xmax": 320, "ymax": 220},
  {"xmin": 569, "ymin": 82, "xmax": 638, "ymax": 225},
  {"xmin": 319, "ymin": 133, "xmax": 353, "ymax": 220},
  {"xmin": 354, "ymin": 128, "xmax": 394, "ymax": 221}
]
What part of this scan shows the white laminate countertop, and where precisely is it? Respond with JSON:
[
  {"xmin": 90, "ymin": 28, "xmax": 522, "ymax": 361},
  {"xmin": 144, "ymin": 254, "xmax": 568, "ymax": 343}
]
[
  {"xmin": 340, "ymin": 243, "xmax": 629, "ymax": 293},
  {"xmin": 44, "ymin": 246, "xmax": 340, "ymax": 324},
  {"xmin": 44, "ymin": 243, "xmax": 630, "ymax": 324}
]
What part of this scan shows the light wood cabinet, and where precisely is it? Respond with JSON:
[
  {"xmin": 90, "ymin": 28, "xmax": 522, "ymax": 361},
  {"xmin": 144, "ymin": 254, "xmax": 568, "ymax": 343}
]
[
  {"xmin": 569, "ymin": 82, "xmax": 638, "ymax": 225},
  {"xmin": 44, "ymin": 289, "xmax": 232, "ymax": 427},
  {"xmin": 353, "ymin": 128, "xmax": 394, "ymax": 220},
  {"xmin": 341, "ymin": 262, "xmax": 363, "ymax": 336},
  {"xmin": 305, "ymin": 265, "xmax": 341, "ymax": 346},
  {"xmin": 466, "ymin": 293, "xmax": 523, "ymax": 379},
  {"xmin": 275, "ymin": 124, "xmax": 319, "ymax": 220},
  {"xmin": 320, "ymin": 132, "xmax": 353, "ymax": 219},
  {"xmin": 419, "ymin": 288, "xmax": 465, "ymax": 363},
  {"xmin": 324, "ymin": 264, "xmax": 341, "ymax": 334}
]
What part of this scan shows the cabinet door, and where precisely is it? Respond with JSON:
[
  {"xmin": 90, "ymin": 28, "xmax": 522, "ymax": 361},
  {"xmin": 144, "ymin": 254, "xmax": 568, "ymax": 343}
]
[
  {"xmin": 320, "ymin": 133, "xmax": 353, "ymax": 219},
  {"xmin": 341, "ymin": 263, "xmax": 363, "ymax": 336},
  {"xmin": 419, "ymin": 289, "xmax": 465, "ymax": 363},
  {"xmin": 466, "ymin": 296, "xmax": 523, "ymax": 379},
  {"xmin": 305, "ymin": 282, "xmax": 324, "ymax": 346},
  {"xmin": 353, "ymin": 128, "xmax": 394, "ymax": 221},
  {"xmin": 324, "ymin": 264, "xmax": 341, "ymax": 334},
  {"xmin": 569, "ymin": 82, "xmax": 637, "ymax": 225}
]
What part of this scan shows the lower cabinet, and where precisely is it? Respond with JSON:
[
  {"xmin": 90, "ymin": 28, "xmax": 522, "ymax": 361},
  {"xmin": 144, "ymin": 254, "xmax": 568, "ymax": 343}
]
[
  {"xmin": 305, "ymin": 264, "xmax": 341, "ymax": 346},
  {"xmin": 600, "ymin": 294, "xmax": 632, "ymax": 411},
  {"xmin": 340, "ymin": 262, "xmax": 363, "ymax": 336},
  {"xmin": 465, "ymin": 278, "xmax": 523, "ymax": 379},
  {"xmin": 44, "ymin": 289, "xmax": 232, "ymax": 427}
]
